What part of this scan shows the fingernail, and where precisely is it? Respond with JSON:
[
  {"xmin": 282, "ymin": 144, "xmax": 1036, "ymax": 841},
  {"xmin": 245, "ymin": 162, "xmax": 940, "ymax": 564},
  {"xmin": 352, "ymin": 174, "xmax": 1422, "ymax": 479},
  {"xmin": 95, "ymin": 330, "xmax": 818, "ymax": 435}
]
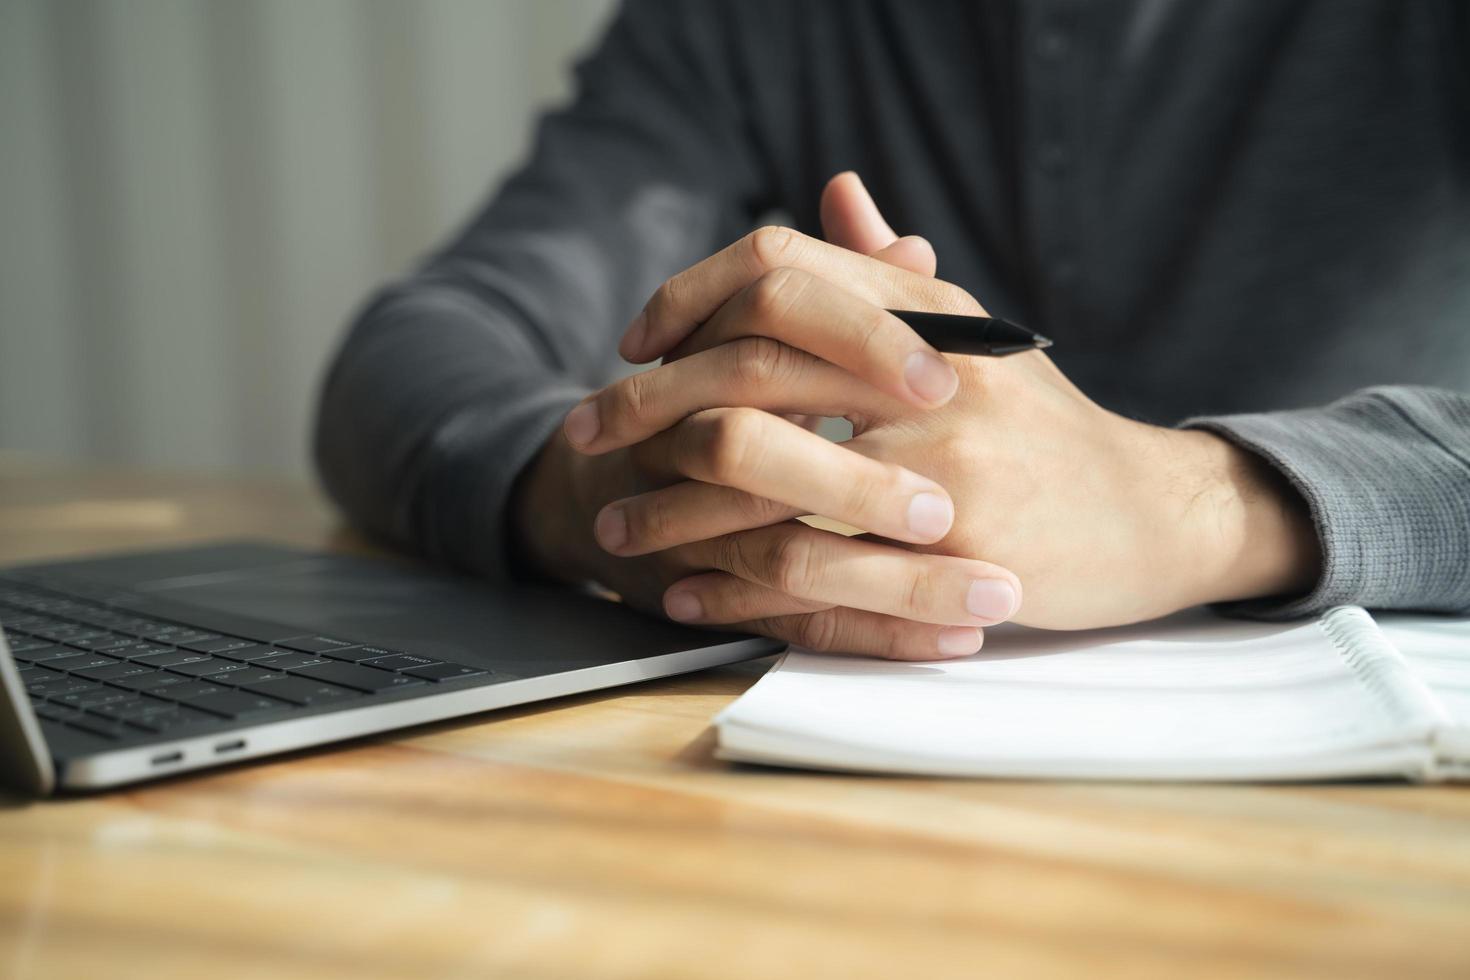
[
  {"xmin": 619, "ymin": 312, "xmax": 648, "ymax": 361},
  {"xmin": 903, "ymin": 350, "xmax": 959, "ymax": 405},
  {"xmin": 906, "ymin": 491, "xmax": 953, "ymax": 540},
  {"xmin": 665, "ymin": 589, "xmax": 703, "ymax": 622},
  {"xmin": 937, "ymin": 627, "xmax": 983, "ymax": 657},
  {"xmin": 966, "ymin": 580, "xmax": 1018, "ymax": 621},
  {"xmin": 564, "ymin": 401, "xmax": 600, "ymax": 448},
  {"xmin": 594, "ymin": 505, "xmax": 628, "ymax": 553}
]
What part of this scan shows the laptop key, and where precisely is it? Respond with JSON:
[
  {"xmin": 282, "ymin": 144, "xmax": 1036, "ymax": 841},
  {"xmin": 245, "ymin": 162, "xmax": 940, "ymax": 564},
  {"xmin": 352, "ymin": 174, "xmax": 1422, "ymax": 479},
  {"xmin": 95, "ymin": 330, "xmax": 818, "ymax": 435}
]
[
  {"xmin": 112, "ymin": 671, "xmax": 186, "ymax": 692},
  {"xmin": 40, "ymin": 679, "xmax": 104, "ymax": 700},
  {"xmin": 289, "ymin": 661, "xmax": 426, "ymax": 693},
  {"xmin": 44, "ymin": 652, "xmax": 121, "ymax": 672},
  {"xmin": 31, "ymin": 625, "xmax": 99, "ymax": 642},
  {"xmin": 108, "ymin": 642, "xmax": 176, "ymax": 660},
  {"xmin": 203, "ymin": 666, "xmax": 286, "ymax": 686},
  {"xmin": 360, "ymin": 654, "xmax": 441, "ymax": 671},
  {"xmin": 245, "ymin": 675, "xmax": 363, "ymax": 705},
  {"xmin": 133, "ymin": 649, "xmax": 212, "ymax": 669},
  {"xmin": 125, "ymin": 623, "xmax": 188, "ymax": 640},
  {"xmin": 212, "ymin": 644, "xmax": 277, "ymax": 662},
  {"xmin": 128, "ymin": 624, "xmax": 193, "ymax": 641},
  {"xmin": 89, "ymin": 698, "xmax": 177, "ymax": 723},
  {"xmin": 253, "ymin": 652, "xmax": 332, "ymax": 671},
  {"xmin": 31, "ymin": 673, "xmax": 93, "ymax": 693},
  {"xmin": 72, "ymin": 612, "xmax": 143, "ymax": 630},
  {"xmin": 176, "ymin": 636, "xmax": 256, "ymax": 655},
  {"xmin": 323, "ymin": 644, "xmax": 399, "ymax": 663},
  {"xmin": 5, "ymin": 636, "xmax": 59, "ymax": 653},
  {"xmin": 54, "ymin": 688, "xmax": 137, "ymax": 709},
  {"xmin": 273, "ymin": 635, "xmax": 357, "ymax": 654},
  {"xmin": 161, "ymin": 630, "xmax": 218, "ymax": 645},
  {"xmin": 153, "ymin": 682, "xmax": 227, "ymax": 701},
  {"xmin": 12, "ymin": 645, "xmax": 72, "ymax": 663},
  {"xmin": 2, "ymin": 615, "xmax": 53, "ymax": 631},
  {"xmin": 186, "ymin": 689, "xmax": 289, "ymax": 719},
  {"xmin": 99, "ymin": 617, "xmax": 154, "ymax": 634},
  {"xmin": 167, "ymin": 658, "xmax": 248, "ymax": 678},
  {"xmin": 13, "ymin": 643, "xmax": 68, "ymax": 667},
  {"xmin": 402, "ymin": 662, "xmax": 489, "ymax": 682},
  {"xmin": 30, "ymin": 677, "xmax": 95, "ymax": 700},
  {"xmin": 21, "ymin": 665, "xmax": 64, "ymax": 685},
  {"xmin": 64, "ymin": 633, "xmax": 134, "ymax": 651},
  {"xmin": 71, "ymin": 661, "xmax": 158, "ymax": 682}
]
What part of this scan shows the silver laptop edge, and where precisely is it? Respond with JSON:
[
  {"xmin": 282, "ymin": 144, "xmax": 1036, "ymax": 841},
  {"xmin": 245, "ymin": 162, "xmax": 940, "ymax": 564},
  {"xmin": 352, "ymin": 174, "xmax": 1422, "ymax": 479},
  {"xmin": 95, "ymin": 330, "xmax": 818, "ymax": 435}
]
[
  {"xmin": 0, "ymin": 627, "xmax": 55, "ymax": 795},
  {"xmin": 2, "ymin": 615, "xmax": 774, "ymax": 794}
]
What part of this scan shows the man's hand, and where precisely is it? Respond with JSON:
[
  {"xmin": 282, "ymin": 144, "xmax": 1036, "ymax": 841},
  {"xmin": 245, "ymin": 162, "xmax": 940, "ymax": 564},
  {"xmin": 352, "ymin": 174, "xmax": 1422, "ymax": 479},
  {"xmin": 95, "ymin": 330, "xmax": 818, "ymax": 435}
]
[
  {"xmin": 547, "ymin": 172, "xmax": 1321, "ymax": 639},
  {"xmin": 514, "ymin": 183, "xmax": 1031, "ymax": 659}
]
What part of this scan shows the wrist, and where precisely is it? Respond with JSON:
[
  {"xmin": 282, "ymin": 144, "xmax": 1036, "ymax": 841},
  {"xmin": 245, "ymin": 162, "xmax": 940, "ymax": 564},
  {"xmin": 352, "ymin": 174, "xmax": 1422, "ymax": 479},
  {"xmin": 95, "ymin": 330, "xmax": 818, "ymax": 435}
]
[{"xmin": 1170, "ymin": 429, "xmax": 1321, "ymax": 607}]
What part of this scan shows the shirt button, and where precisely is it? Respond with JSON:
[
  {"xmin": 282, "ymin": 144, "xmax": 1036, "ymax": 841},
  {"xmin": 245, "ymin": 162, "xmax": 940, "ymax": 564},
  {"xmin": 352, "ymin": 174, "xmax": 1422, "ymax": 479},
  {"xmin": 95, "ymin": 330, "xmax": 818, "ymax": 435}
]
[
  {"xmin": 1038, "ymin": 143, "xmax": 1068, "ymax": 175},
  {"xmin": 1036, "ymin": 30, "xmax": 1070, "ymax": 60}
]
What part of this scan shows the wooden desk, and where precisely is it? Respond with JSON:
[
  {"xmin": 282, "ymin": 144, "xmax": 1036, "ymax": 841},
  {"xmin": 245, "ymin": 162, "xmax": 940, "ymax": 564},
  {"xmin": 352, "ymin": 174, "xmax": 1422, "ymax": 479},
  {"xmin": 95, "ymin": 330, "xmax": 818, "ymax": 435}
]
[{"xmin": 0, "ymin": 455, "xmax": 1467, "ymax": 980}]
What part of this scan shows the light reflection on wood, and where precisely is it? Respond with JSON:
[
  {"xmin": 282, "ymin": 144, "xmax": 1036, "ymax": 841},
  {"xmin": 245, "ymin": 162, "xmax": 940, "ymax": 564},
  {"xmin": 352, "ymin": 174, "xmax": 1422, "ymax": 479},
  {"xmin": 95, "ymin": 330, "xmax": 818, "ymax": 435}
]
[{"xmin": 0, "ymin": 501, "xmax": 183, "ymax": 532}]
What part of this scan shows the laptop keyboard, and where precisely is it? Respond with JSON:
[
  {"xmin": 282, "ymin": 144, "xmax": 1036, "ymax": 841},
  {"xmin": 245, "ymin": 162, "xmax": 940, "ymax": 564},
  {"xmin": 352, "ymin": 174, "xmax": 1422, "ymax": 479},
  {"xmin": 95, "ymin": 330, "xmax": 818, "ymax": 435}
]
[{"xmin": 0, "ymin": 581, "xmax": 493, "ymax": 745}]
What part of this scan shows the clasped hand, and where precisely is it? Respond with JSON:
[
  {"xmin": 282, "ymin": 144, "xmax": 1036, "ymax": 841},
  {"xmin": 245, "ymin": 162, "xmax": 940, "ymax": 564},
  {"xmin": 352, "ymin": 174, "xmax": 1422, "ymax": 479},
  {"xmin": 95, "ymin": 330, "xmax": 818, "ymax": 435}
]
[{"xmin": 516, "ymin": 174, "xmax": 1318, "ymax": 658}]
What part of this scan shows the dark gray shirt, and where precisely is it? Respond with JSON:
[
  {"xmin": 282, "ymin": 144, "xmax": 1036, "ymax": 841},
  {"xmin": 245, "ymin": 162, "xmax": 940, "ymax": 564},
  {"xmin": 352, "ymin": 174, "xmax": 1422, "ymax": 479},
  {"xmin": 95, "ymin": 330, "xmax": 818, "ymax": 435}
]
[{"xmin": 315, "ymin": 0, "xmax": 1470, "ymax": 617}]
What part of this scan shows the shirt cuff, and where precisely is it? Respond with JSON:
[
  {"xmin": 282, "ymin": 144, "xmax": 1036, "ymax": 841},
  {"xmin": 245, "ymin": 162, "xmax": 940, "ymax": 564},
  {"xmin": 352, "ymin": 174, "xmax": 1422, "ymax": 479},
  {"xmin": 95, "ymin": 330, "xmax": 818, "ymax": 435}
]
[
  {"xmin": 419, "ymin": 383, "xmax": 586, "ymax": 583},
  {"xmin": 1183, "ymin": 391, "xmax": 1470, "ymax": 619}
]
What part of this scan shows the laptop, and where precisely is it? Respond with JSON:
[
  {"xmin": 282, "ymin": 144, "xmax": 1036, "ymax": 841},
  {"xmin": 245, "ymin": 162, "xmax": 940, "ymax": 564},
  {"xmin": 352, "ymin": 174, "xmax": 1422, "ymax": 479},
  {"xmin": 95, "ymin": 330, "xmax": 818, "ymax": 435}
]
[{"xmin": 0, "ymin": 541, "xmax": 779, "ymax": 795}]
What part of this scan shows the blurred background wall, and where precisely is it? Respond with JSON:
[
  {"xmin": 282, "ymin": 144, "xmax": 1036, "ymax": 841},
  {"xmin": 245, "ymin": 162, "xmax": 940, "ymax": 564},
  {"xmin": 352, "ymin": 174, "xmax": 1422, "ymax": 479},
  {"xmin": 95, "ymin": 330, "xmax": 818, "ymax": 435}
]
[{"xmin": 0, "ymin": 0, "xmax": 617, "ymax": 476}]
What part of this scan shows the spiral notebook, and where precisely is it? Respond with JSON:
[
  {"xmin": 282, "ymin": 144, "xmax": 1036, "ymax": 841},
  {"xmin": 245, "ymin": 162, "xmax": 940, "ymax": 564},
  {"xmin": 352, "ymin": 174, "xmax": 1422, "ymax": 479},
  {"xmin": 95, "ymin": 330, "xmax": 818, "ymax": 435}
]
[{"xmin": 715, "ymin": 606, "xmax": 1470, "ymax": 782}]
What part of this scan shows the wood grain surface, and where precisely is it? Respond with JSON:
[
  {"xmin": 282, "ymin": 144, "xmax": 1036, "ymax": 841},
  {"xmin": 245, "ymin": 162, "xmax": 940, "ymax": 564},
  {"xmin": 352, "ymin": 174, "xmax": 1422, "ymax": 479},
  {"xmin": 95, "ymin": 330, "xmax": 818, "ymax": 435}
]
[{"xmin": 0, "ymin": 453, "xmax": 1467, "ymax": 980}]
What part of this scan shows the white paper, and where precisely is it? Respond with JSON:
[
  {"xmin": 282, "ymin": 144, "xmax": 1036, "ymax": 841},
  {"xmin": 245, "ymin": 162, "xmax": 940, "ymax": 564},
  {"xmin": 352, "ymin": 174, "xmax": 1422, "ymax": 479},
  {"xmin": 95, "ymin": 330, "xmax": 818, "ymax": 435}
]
[{"xmin": 716, "ymin": 607, "xmax": 1457, "ymax": 780}]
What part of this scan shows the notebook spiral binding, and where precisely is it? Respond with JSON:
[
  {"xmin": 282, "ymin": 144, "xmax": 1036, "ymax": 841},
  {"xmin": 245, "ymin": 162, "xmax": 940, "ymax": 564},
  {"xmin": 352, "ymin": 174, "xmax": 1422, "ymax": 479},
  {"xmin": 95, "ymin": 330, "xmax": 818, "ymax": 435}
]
[{"xmin": 1320, "ymin": 605, "xmax": 1452, "ymax": 732}]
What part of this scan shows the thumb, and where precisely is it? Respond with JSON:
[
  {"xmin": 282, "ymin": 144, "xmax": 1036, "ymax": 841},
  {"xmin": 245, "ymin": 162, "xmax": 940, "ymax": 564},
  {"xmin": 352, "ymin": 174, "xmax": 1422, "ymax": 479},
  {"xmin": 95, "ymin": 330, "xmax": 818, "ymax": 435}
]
[
  {"xmin": 819, "ymin": 171, "xmax": 937, "ymax": 277},
  {"xmin": 820, "ymin": 171, "xmax": 897, "ymax": 254}
]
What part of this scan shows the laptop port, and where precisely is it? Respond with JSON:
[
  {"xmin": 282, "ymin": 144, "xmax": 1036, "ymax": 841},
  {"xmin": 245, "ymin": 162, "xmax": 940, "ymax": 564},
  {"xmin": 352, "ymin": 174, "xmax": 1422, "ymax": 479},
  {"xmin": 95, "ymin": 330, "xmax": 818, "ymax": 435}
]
[
  {"xmin": 150, "ymin": 751, "xmax": 184, "ymax": 766},
  {"xmin": 214, "ymin": 739, "xmax": 246, "ymax": 755}
]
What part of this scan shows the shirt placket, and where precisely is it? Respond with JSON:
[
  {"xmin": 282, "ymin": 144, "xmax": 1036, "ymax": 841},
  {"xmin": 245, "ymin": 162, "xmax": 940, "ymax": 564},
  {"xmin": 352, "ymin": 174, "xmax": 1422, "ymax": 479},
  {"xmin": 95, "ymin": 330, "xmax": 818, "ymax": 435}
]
[{"xmin": 1022, "ymin": 0, "xmax": 1083, "ymax": 333}]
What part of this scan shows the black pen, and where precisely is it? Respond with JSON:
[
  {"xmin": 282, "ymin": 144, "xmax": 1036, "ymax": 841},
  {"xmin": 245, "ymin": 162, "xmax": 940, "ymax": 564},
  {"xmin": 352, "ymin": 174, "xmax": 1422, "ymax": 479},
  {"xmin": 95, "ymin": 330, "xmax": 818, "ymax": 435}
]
[{"xmin": 887, "ymin": 309, "xmax": 1052, "ymax": 356}]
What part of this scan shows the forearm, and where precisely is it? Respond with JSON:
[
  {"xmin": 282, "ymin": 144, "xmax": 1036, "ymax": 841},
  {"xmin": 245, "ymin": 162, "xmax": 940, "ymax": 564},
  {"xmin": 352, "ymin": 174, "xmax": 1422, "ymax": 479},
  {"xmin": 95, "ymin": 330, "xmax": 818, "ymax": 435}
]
[{"xmin": 314, "ymin": 285, "xmax": 586, "ymax": 580}]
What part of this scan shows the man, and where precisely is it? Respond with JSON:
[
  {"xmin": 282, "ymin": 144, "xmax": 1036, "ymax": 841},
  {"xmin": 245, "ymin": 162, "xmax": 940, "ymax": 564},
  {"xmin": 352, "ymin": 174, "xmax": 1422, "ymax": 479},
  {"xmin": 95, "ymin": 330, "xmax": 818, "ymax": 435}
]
[{"xmin": 315, "ymin": 1, "xmax": 1470, "ymax": 660}]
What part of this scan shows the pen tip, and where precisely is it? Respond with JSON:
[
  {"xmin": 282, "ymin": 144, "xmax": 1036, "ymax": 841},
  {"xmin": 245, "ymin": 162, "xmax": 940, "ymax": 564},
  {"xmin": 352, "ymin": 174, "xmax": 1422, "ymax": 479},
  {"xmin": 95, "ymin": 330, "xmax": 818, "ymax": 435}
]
[{"xmin": 1035, "ymin": 334, "xmax": 1054, "ymax": 349}]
